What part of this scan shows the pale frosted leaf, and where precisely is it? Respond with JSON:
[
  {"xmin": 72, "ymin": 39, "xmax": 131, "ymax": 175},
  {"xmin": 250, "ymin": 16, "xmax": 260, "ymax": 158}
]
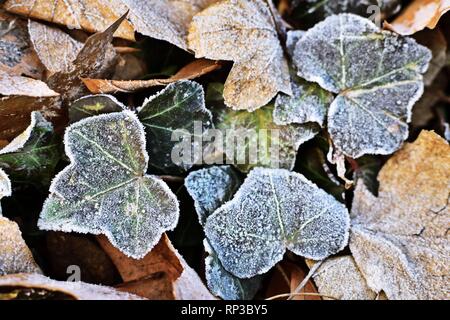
[
  {"xmin": 286, "ymin": 30, "xmax": 305, "ymax": 58},
  {"xmin": 0, "ymin": 273, "xmax": 144, "ymax": 300},
  {"xmin": 307, "ymin": 256, "xmax": 377, "ymax": 300},
  {"xmin": 205, "ymin": 168, "xmax": 350, "ymax": 278},
  {"xmin": 0, "ymin": 216, "xmax": 42, "ymax": 275},
  {"xmin": 28, "ymin": 20, "xmax": 83, "ymax": 75},
  {"xmin": 306, "ymin": 0, "xmax": 401, "ymax": 18},
  {"xmin": 274, "ymin": 76, "xmax": 332, "ymax": 126},
  {"xmin": 138, "ymin": 80, "xmax": 213, "ymax": 173},
  {"xmin": 0, "ymin": 111, "xmax": 60, "ymax": 184},
  {"xmin": 4, "ymin": 0, "xmax": 135, "ymax": 40},
  {"xmin": 38, "ymin": 111, "xmax": 180, "ymax": 259},
  {"xmin": 214, "ymin": 104, "xmax": 318, "ymax": 172},
  {"xmin": 69, "ymin": 94, "xmax": 126, "ymax": 123},
  {"xmin": 0, "ymin": 71, "xmax": 58, "ymax": 97},
  {"xmin": 188, "ymin": 0, "xmax": 291, "ymax": 111},
  {"xmin": 350, "ymin": 130, "xmax": 450, "ymax": 299},
  {"xmin": 293, "ymin": 13, "xmax": 431, "ymax": 158},
  {"xmin": 185, "ymin": 165, "xmax": 242, "ymax": 225},
  {"xmin": 204, "ymin": 239, "xmax": 263, "ymax": 300},
  {"xmin": 122, "ymin": 0, "xmax": 218, "ymax": 50},
  {"xmin": 0, "ymin": 168, "xmax": 11, "ymax": 215}
]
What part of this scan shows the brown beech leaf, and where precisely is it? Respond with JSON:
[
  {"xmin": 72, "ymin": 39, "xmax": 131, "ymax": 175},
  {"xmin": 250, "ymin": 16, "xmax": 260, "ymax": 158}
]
[
  {"xmin": 98, "ymin": 234, "xmax": 215, "ymax": 300},
  {"xmin": 46, "ymin": 12, "xmax": 126, "ymax": 103},
  {"xmin": 350, "ymin": 130, "xmax": 450, "ymax": 300},
  {"xmin": 188, "ymin": 0, "xmax": 292, "ymax": 111},
  {"xmin": 0, "ymin": 10, "xmax": 44, "ymax": 78},
  {"xmin": 4, "ymin": 0, "xmax": 135, "ymax": 40},
  {"xmin": 384, "ymin": 0, "xmax": 450, "ymax": 35},
  {"xmin": 122, "ymin": 0, "xmax": 219, "ymax": 50},
  {"xmin": 28, "ymin": 20, "xmax": 83, "ymax": 76},
  {"xmin": 0, "ymin": 217, "xmax": 42, "ymax": 276},
  {"xmin": 82, "ymin": 59, "xmax": 220, "ymax": 94},
  {"xmin": 0, "ymin": 273, "xmax": 144, "ymax": 300},
  {"xmin": 0, "ymin": 72, "xmax": 61, "ymax": 140}
]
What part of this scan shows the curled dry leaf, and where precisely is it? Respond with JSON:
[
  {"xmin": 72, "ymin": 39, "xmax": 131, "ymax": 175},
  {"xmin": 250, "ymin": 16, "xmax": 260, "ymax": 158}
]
[
  {"xmin": 0, "ymin": 217, "xmax": 42, "ymax": 276},
  {"xmin": 294, "ymin": 13, "xmax": 431, "ymax": 158},
  {"xmin": 384, "ymin": 0, "xmax": 450, "ymax": 35},
  {"xmin": 4, "ymin": 0, "xmax": 135, "ymax": 40},
  {"xmin": 38, "ymin": 111, "xmax": 180, "ymax": 259},
  {"xmin": 82, "ymin": 59, "xmax": 221, "ymax": 94},
  {"xmin": 188, "ymin": 0, "xmax": 292, "ymax": 111},
  {"xmin": 0, "ymin": 273, "xmax": 144, "ymax": 300},
  {"xmin": 205, "ymin": 168, "xmax": 350, "ymax": 278},
  {"xmin": 350, "ymin": 130, "xmax": 450, "ymax": 299}
]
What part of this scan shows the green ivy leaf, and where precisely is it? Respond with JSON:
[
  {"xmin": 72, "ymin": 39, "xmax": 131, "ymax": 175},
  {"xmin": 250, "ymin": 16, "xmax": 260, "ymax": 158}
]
[
  {"xmin": 69, "ymin": 94, "xmax": 126, "ymax": 123},
  {"xmin": 293, "ymin": 14, "xmax": 431, "ymax": 158},
  {"xmin": 38, "ymin": 111, "xmax": 180, "ymax": 259},
  {"xmin": 0, "ymin": 111, "xmax": 61, "ymax": 185}
]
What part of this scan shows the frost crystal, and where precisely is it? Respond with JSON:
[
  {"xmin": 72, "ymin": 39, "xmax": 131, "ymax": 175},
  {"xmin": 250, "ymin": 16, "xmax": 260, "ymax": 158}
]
[
  {"xmin": 205, "ymin": 168, "xmax": 350, "ymax": 278},
  {"xmin": 38, "ymin": 111, "xmax": 180, "ymax": 259},
  {"xmin": 293, "ymin": 13, "xmax": 432, "ymax": 158},
  {"xmin": 70, "ymin": 94, "xmax": 126, "ymax": 123},
  {"xmin": 138, "ymin": 80, "xmax": 213, "ymax": 173}
]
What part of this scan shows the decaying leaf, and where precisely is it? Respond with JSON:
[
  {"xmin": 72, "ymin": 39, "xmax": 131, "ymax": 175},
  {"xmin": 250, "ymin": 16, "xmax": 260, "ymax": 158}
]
[
  {"xmin": 38, "ymin": 111, "xmax": 180, "ymax": 259},
  {"xmin": 0, "ymin": 216, "xmax": 42, "ymax": 275},
  {"xmin": 69, "ymin": 94, "xmax": 126, "ymax": 123},
  {"xmin": 0, "ymin": 111, "xmax": 60, "ymax": 184},
  {"xmin": 185, "ymin": 165, "xmax": 242, "ymax": 225},
  {"xmin": 306, "ymin": 256, "xmax": 377, "ymax": 300},
  {"xmin": 82, "ymin": 59, "xmax": 221, "ymax": 94},
  {"xmin": 4, "ymin": 0, "xmax": 135, "ymax": 40},
  {"xmin": 98, "ymin": 234, "xmax": 215, "ymax": 300},
  {"xmin": 205, "ymin": 168, "xmax": 350, "ymax": 278},
  {"xmin": 294, "ymin": 13, "xmax": 432, "ymax": 158},
  {"xmin": 384, "ymin": 0, "xmax": 450, "ymax": 35},
  {"xmin": 350, "ymin": 130, "xmax": 450, "ymax": 299},
  {"xmin": 188, "ymin": 0, "xmax": 292, "ymax": 111},
  {"xmin": 214, "ymin": 103, "xmax": 318, "ymax": 172},
  {"xmin": 0, "ymin": 10, "xmax": 44, "ymax": 78},
  {"xmin": 0, "ymin": 273, "xmax": 144, "ymax": 300},
  {"xmin": 138, "ymin": 80, "xmax": 213, "ymax": 173},
  {"xmin": 28, "ymin": 20, "xmax": 83, "ymax": 75}
]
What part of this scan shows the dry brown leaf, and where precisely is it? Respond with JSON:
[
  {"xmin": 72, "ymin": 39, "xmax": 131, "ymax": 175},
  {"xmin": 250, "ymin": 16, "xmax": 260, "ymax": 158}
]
[
  {"xmin": 188, "ymin": 0, "xmax": 291, "ymax": 111},
  {"xmin": 46, "ymin": 12, "xmax": 126, "ymax": 103},
  {"xmin": 0, "ymin": 217, "xmax": 42, "ymax": 276},
  {"xmin": 350, "ymin": 130, "xmax": 450, "ymax": 300},
  {"xmin": 98, "ymin": 234, "xmax": 215, "ymax": 300},
  {"xmin": 4, "ymin": 0, "xmax": 135, "ymax": 40},
  {"xmin": 82, "ymin": 59, "xmax": 220, "ymax": 94},
  {"xmin": 122, "ymin": 0, "xmax": 219, "ymax": 50},
  {"xmin": 28, "ymin": 20, "xmax": 83, "ymax": 76},
  {"xmin": 306, "ymin": 257, "xmax": 377, "ymax": 300},
  {"xmin": 384, "ymin": 0, "xmax": 450, "ymax": 35},
  {"xmin": 0, "ymin": 71, "xmax": 58, "ymax": 97},
  {"xmin": 0, "ymin": 10, "xmax": 44, "ymax": 78},
  {"xmin": 0, "ymin": 273, "xmax": 144, "ymax": 300}
]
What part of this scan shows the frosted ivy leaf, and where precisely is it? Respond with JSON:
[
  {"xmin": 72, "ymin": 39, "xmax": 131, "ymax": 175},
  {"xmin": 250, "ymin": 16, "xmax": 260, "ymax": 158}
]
[
  {"xmin": 0, "ymin": 111, "xmax": 60, "ymax": 185},
  {"xmin": 274, "ymin": 76, "xmax": 333, "ymax": 126},
  {"xmin": 214, "ymin": 104, "xmax": 318, "ymax": 172},
  {"xmin": 138, "ymin": 80, "xmax": 213, "ymax": 173},
  {"xmin": 204, "ymin": 239, "xmax": 263, "ymax": 300},
  {"xmin": 286, "ymin": 30, "xmax": 305, "ymax": 58},
  {"xmin": 293, "ymin": 14, "xmax": 432, "ymax": 158},
  {"xmin": 38, "ymin": 111, "xmax": 179, "ymax": 259},
  {"xmin": 70, "ymin": 94, "xmax": 126, "ymax": 123},
  {"xmin": 188, "ymin": 0, "xmax": 292, "ymax": 111},
  {"xmin": 185, "ymin": 166, "xmax": 242, "ymax": 225},
  {"xmin": 0, "ymin": 168, "xmax": 11, "ymax": 215},
  {"xmin": 205, "ymin": 168, "xmax": 350, "ymax": 278}
]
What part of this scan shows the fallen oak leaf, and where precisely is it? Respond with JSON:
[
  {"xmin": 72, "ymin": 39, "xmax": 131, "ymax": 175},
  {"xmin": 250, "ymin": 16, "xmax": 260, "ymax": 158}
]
[
  {"xmin": 38, "ymin": 111, "xmax": 180, "ymax": 259},
  {"xmin": 188, "ymin": 0, "xmax": 292, "ymax": 111},
  {"xmin": 350, "ymin": 130, "xmax": 450, "ymax": 299},
  {"xmin": 82, "ymin": 59, "xmax": 221, "ymax": 94},
  {"xmin": 0, "ymin": 273, "xmax": 144, "ymax": 300},
  {"xmin": 384, "ymin": 0, "xmax": 450, "ymax": 35},
  {"xmin": 4, "ymin": 0, "xmax": 135, "ymax": 40}
]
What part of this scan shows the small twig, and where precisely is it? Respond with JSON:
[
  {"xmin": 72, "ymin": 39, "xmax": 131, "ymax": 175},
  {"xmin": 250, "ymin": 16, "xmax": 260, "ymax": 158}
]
[
  {"xmin": 287, "ymin": 260, "xmax": 323, "ymax": 300},
  {"xmin": 266, "ymin": 292, "xmax": 338, "ymax": 301}
]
